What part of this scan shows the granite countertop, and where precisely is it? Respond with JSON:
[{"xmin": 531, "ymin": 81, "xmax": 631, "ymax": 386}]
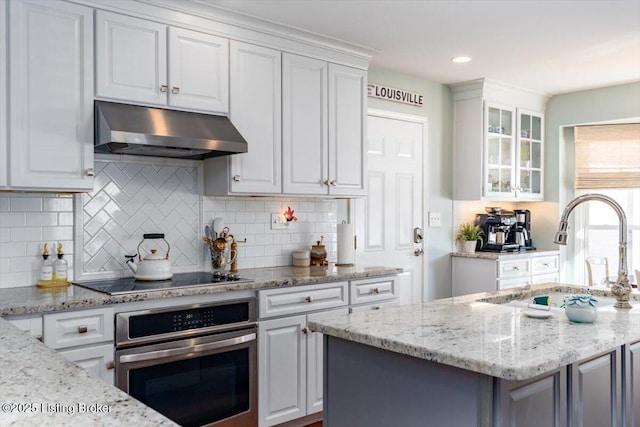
[
  {"xmin": 0, "ymin": 318, "xmax": 177, "ymax": 426},
  {"xmin": 451, "ymin": 249, "xmax": 560, "ymax": 259},
  {"xmin": 309, "ymin": 283, "xmax": 640, "ymax": 381},
  {"xmin": 0, "ymin": 264, "xmax": 401, "ymax": 316}
]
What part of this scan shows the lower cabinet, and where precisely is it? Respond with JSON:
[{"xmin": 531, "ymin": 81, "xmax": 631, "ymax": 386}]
[
  {"xmin": 258, "ymin": 307, "xmax": 348, "ymax": 427},
  {"xmin": 43, "ymin": 307, "xmax": 115, "ymax": 385},
  {"xmin": 5, "ymin": 315, "xmax": 43, "ymax": 339},
  {"xmin": 625, "ymin": 341, "xmax": 640, "ymax": 427}
]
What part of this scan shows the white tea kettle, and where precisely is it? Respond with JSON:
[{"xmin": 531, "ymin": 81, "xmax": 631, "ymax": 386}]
[{"xmin": 125, "ymin": 234, "xmax": 173, "ymax": 281}]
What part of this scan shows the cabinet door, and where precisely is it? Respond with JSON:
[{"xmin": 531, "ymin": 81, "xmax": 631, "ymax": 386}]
[
  {"xmin": 258, "ymin": 315, "xmax": 306, "ymax": 427},
  {"xmin": 516, "ymin": 109, "xmax": 544, "ymax": 200},
  {"xmin": 95, "ymin": 11, "xmax": 167, "ymax": 106},
  {"xmin": 328, "ymin": 63, "xmax": 367, "ymax": 196},
  {"xmin": 282, "ymin": 53, "xmax": 328, "ymax": 195},
  {"xmin": 58, "ymin": 343, "xmax": 115, "ymax": 385},
  {"xmin": 484, "ymin": 102, "xmax": 516, "ymax": 199},
  {"xmin": 571, "ymin": 349, "xmax": 621, "ymax": 427},
  {"xmin": 168, "ymin": 27, "xmax": 228, "ymax": 113},
  {"xmin": 229, "ymin": 41, "xmax": 281, "ymax": 194},
  {"xmin": 9, "ymin": 0, "xmax": 94, "ymax": 191},
  {"xmin": 498, "ymin": 369, "xmax": 566, "ymax": 427},
  {"xmin": 625, "ymin": 341, "xmax": 640, "ymax": 427},
  {"xmin": 306, "ymin": 308, "xmax": 349, "ymax": 414},
  {"xmin": 0, "ymin": 0, "xmax": 7, "ymax": 188}
]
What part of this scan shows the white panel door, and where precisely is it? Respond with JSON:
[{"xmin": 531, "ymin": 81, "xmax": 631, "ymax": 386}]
[
  {"xmin": 306, "ymin": 307, "xmax": 349, "ymax": 414},
  {"xmin": 354, "ymin": 110, "xmax": 425, "ymax": 304},
  {"xmin": 9, "ymin": 0, "xmax": 94, "ymax": 191},
  {"xmin": 258, "ymin": 315, "xmax": 306, "ymax": 427},
  {"xmin": 229, "ymin": 41, "xmax": 281, "ymax": 194},
  {"xmin": 95, "ymin": 10, "xmax": 167, "ymax": 106},
  {"xmin": 0, "ymin": 0, "xmax": 7, "ymax": 188},
  {"xmin": 168, "ymin": 27, "xmax": 228, "ymax": 113},
  {"xmin": 282, "ymin": 53, "xmax": 328, "ymax": 195},
  {"xmin": 328, "ymin": 64, "xmax": 367, "ymax": 196}
]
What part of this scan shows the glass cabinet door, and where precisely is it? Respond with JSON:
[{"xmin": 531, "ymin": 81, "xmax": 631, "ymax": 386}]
[
  {"xmin": 485, "ymin": 103, "xmax": 515, "ymax": 197},
  {"xmin": 517, "ymin": 110, "xmax": 543, "ymax": 199}
]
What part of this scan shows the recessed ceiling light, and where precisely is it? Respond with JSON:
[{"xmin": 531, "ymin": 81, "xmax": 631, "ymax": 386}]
[{"xmin": 451, "ymin": 56, "xmax": 471, "ymax": 64}]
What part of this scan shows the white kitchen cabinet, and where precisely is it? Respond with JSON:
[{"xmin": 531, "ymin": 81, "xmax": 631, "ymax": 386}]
[
  {"xmin": 8, "ymin": 0, "xmax": 94, "ymax": 191},
  {"xmin": 452, "ymin": 252, "xmax": 559, "ymax": 296},
  {"xmin": 327, "ymin": 63, "xmax": 367, "ymax": 196},
  {"xmin": 43, "ymin": 307, "xmax": 115, "ymax": 385},
  {"xmin": 282, "ymin": 54, "xmax": 367, "ymax": 196},
  {"xmin": 0, "ymin": 0, "xmax": 7, "ymax": 188},
  {"xmin": 451, "ymin": 79, "xmax": 548, "ymax": 201},
  {"xmin": 204, "ymin": 41, "xmax": 282, "ymax": 195},
  {"xmin": 95, "ymin": 10, "xmax": 229, "ymax": 114},
  {"xmin": 58, "ymin": 343, "xmax": 114, "ymax": 385},
  {"xmin": 625, "ymin": 341, "xmax": 640, "ymax": 426},
  {"xmin": 5, "ymin": 315, "xmax": 43, "ymax": 339}
]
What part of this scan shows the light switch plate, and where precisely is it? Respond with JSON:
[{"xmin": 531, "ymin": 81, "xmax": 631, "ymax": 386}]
[
  {"xmin": 428, "ymin": 212, "xmax": 441, "ymax": 227},
  {"xmin": 271, "ymin": 213, "xmax": 287, "ymax": 230}
]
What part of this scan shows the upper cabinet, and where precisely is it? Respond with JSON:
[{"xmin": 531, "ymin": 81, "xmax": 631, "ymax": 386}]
[
  {"xmin": 95, "ymin": 10, "xmax": 229, "ymax": 114},
  {"xmin": 452, "ymin": 79, "xmax": 548, "ymax": 201},
  {"xmin": 206, "ymin": 51, "xmax": 367, "ymax": 197},
  {"xmin": 7, "ymin": 0, "xmax": 94, "ymax": 191}
]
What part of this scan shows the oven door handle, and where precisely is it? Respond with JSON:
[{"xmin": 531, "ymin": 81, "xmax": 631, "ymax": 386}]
[{"xmin": 118, "ymin": 332, "xmax": 256, "ymax": 364}]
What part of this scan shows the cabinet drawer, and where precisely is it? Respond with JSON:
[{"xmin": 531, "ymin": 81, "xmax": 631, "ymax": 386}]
[
  {"xmin": 350, "ymin": 299, "xmax": 399, "ymax": 314},
  {"xmin": 498, "ymin": 259, "xmax": 531, "ymax": 279},
  {"xmin": 532, "ymin": 255, "xmax": 559, "ymax": 274},
  {"xmin": 498, "ymin": 276, "xmax": 531, "ymax": 290},
  {"xmin": 43, "ymin": 307, "xmax": 114, "ymax": 350},
  {"xmin": 259, "ymin": 282, "xmax": 348, "ymax": 319},
  {"xmin": 531, "ymin": 273, "xmax": 560, "ymax": 285},
  {"xmin": 58, "ymin": 343, "xmax": 115, "ymax": 385},
  {"xmin": 350, "ymin": 277, "xmax": 397, "ymax": 305}
]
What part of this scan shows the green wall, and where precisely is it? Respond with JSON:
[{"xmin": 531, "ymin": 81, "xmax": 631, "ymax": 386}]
[
  {"xmin": 366, "ymin": 68, "xmax": 454, "ymax": 300},
  {"xmin": 543, "ymin": 81, "xmax": 640, "ymax": 281}
]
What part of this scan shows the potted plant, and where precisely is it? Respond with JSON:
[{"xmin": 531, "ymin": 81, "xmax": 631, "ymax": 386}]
[{"xmin": 456, "ymin": 222, "xmax": 484, "ymax": 253}]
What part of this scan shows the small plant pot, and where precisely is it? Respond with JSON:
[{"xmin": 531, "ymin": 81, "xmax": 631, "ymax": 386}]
[
  {"xmin": 564, "ymin": 294, "xmax": 598, "ymax": 323},
  {"xmin": 463, "ymin": 240, "xmax": 477, "ymax": 253}
]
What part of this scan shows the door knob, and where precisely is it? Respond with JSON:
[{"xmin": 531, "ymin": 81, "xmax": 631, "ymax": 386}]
[{"xmin": 414, "ymin": 249, "xmax": 424, "ymax": 256}]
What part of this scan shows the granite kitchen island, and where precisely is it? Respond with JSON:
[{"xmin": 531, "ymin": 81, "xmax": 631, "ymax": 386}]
[{"xmin": 309, "ymin": 284, "xmax": 640, "ymax": 427}]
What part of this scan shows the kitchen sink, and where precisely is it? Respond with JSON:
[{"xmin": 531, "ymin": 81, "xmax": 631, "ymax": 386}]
[{"xmin": 502, "ymin": 292, "xmax": 618, "ymax": 313}]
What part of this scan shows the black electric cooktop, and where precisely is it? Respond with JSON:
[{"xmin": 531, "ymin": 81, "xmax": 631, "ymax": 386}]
[{"xmin": 73, "ymin": 271, "xmax": 253, "ymax": 295}]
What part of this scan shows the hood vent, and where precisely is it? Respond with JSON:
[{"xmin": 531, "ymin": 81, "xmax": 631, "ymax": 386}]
[{"xmin": 94, "ymin": 101, "xmax": 248, "ymax": 159}]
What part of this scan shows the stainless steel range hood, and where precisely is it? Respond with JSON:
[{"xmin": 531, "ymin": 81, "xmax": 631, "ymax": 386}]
[{"xmin": 95, "ymin": 101, "xmax": 248, "ymax": 159}]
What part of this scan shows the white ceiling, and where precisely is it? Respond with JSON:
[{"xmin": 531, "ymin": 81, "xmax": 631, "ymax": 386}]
[{"xmin": 200, "ymin": 0, "xmax": 640, "ymax": 95}]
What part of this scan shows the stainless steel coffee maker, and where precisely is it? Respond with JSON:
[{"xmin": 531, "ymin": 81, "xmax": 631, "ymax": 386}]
[
  {"xmin": 513, "ymin": 209, "xmax": 535, "ymax": 250},
  {"xmin": 474, "ymin": 208, "xmax": 519, "ymax": 252}
]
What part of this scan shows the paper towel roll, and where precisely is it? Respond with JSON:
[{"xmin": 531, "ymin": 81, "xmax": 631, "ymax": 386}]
[{"xmin": 337, "ymin": 223, "xmax": 355, "ymax": 266}]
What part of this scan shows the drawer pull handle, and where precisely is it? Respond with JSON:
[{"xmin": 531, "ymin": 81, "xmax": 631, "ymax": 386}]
[
  {"xmin": 373, "ymin": 305, "xmax": 383, "ymax": 310},
  {"xmin": 77, "ymin": 325, "xmax": 88, "ymax": 334},
  {"xmin": 171, "ymin": 86, "xmax": 180, "ymax": 94},
  {"xmin": 305, "ymin": 296, "xmax": 313, "ymax": 303},
  {"xmin": 372, "ymin": 287, "xmax": 380, "ymax": 294},
  {"xmin": 513, "ymin": 266, "xmax": 519, "ymax": 271},
  {"xmin": 233, "ymin": 175, "xmax": 241, "ymax": 182},
  {"xmin": 106, "ymin": 361, "xmax": 115, "ymax": 370},
  {"xmin": 160, "ymin": 85, "xmax": 168, "ymax": 93},
  {"xmin": 302, "ymin": 327, "xmax": 310, "ymax": 334}
]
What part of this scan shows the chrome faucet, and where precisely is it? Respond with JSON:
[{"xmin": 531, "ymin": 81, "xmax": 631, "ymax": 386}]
[{"xmin": 554, "ymin": 193, "xmax": 632, "ymax": 309}]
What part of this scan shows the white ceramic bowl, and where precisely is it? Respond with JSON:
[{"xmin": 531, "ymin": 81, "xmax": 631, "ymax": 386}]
[{"xmin": 564, "ymin": 294, "xmax": 598, "ymax": 323}]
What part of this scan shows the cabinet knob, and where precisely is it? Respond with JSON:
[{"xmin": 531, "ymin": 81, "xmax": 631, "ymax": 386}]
[
  {"xmin": 86, "ymin": 168, "xmax": 95, "ymax": 177},
  {"xmin": 305, "ymin": 296, "xmax": 313, "ymax": 303},
  {"xmin": 330, "ymin": 180, "xmax": 337, "ymax": 186},
  {"xmin": 233, "ymin": 175, "xmax": 241, "ymax": 182},
  {"xmin": 160, "ymin": 85, "xmax": 168, "ymax": 93},
  {"xmin": 373, "ymin": 305, "xmax": 383, "ymax": 310},
  {"xmin": 323, "ymin": 179, "xmax": 331, "ymax": 186},
  {"xmin": 172, "ymin": 86, "xmax": 180, "ymax": 94},
  {"xmin": 106, "ymin": 361, "xmax": 115, "ymax": 370},
  {"xmin": 301, "ymin": 327, "xmax": 310, "ymax": 334},
  {"xmin": 513, "ymin": 266, "xmax": 520, "ymax": 271},
  {"xmin": 371, "ymin": 287, "xmax": 380, "ymax": 294},
  {"xmin": 77, "ymin": 325, "xmax": 88, "ymax": 334}
]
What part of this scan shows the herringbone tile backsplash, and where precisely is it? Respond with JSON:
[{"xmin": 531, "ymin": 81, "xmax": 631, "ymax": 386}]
[{"xmin": 0, "ymin": 156, "xmax": 337, "ymax": 287}]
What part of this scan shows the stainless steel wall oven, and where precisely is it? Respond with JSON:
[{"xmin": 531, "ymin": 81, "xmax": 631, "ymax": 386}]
[{"xmin": 115, "ymin": 298, "xmax": 257, "ymax": 427}]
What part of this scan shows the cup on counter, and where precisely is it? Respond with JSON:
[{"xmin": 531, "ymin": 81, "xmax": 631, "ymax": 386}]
[{"xmin": 292, "ymin": 250, "xmax": 310, "ymax": 267}]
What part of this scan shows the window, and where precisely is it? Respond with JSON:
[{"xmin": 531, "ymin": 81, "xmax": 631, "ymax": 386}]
[{"xmin": 573, "ymin": 124, "xmax": 640, "ymax": 286}]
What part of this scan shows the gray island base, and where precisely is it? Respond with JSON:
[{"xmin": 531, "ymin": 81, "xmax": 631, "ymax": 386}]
[{"xmin": 314, "ymin": 284, "xmax": 640, "ymax": 427}]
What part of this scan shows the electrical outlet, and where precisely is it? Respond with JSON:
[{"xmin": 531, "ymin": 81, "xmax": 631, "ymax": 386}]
[
  {"xmin": 271, "ymin": 213, "xmax": 287, "ymax": 230},
  {"xmin": 428, "ymin": 212, "xmax": 442, "ymax": 227}
]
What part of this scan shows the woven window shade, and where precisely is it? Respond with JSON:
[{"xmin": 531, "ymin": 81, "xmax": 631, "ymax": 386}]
[{"xmin": 574, "ymin": 123, "xmax": 640, "ymax": 189}]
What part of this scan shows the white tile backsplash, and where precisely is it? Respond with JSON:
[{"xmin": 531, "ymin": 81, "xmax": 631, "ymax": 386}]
[{"xmin": 0, "ymin": 159, "xmax": 338, "ymax": 288}]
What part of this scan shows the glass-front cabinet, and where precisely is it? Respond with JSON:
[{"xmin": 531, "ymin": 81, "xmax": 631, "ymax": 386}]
[{"xmin": 483, "ymin": 102, "xmax": 544, "ymax": 201}]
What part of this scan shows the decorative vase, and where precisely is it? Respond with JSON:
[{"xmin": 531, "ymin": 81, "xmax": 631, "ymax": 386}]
[
  {"xmin": 564, "ymin": 294, "xmax": 598, "ymax": 323},
  {"xmin": 463, "ymin": 240, "xmax": 477, "ymax": 253}
]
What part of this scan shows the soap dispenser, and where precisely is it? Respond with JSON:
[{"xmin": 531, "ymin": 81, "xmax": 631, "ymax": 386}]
[
  {"xmin": 37, "ymin": 243, "xmax": 53, "ymax": 286},
  {"xmin": 53, "ymin": 242, "xmax": 68, "ymax": 284}
]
